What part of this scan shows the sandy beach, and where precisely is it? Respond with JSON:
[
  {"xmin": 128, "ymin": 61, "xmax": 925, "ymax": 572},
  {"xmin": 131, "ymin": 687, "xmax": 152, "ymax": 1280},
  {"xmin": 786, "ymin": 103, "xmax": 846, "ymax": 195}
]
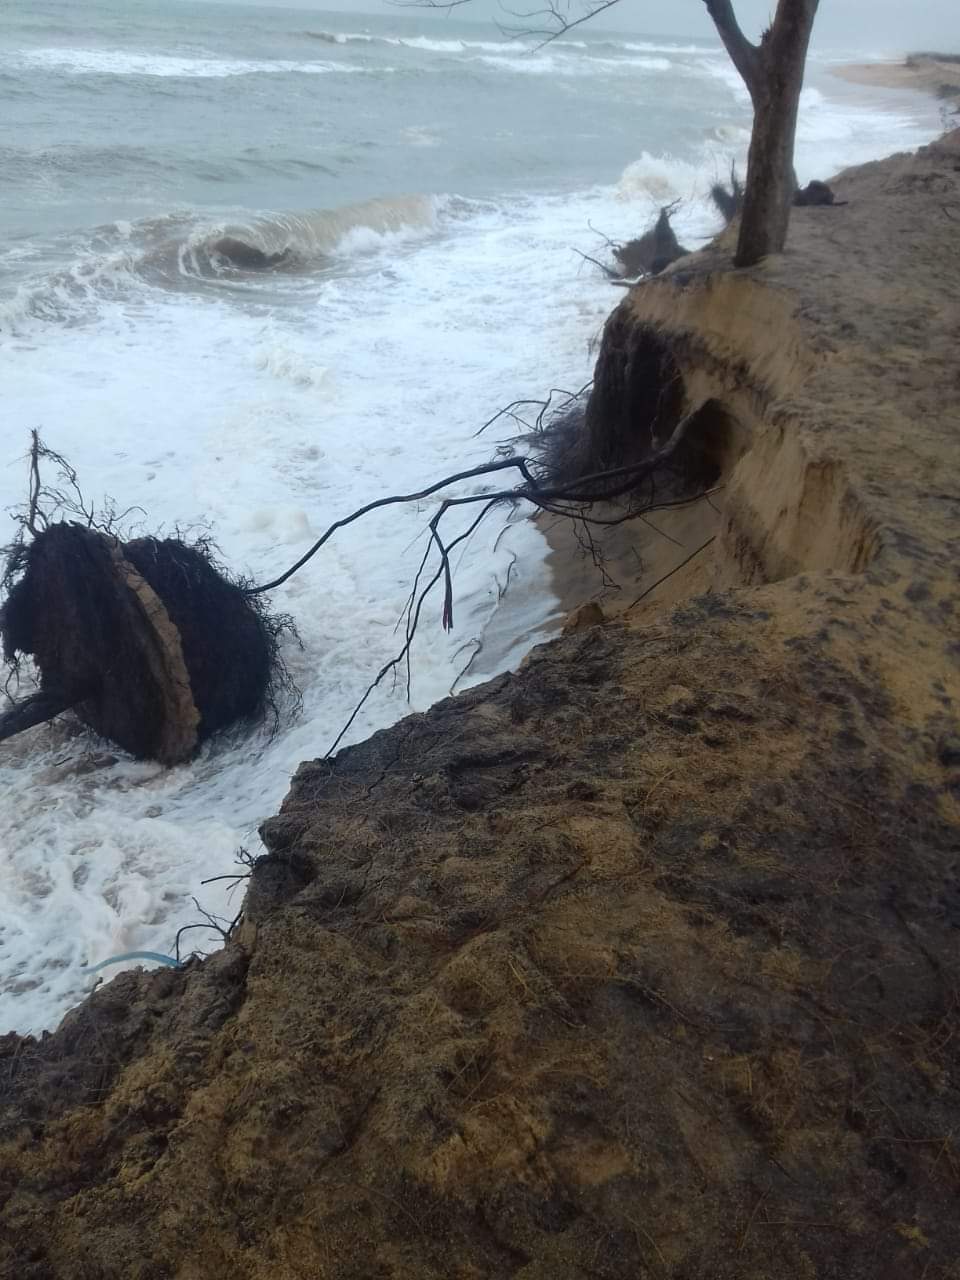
[{"xmin": 832, "ymin": 53, "xmax": 960, "ymax": 105}]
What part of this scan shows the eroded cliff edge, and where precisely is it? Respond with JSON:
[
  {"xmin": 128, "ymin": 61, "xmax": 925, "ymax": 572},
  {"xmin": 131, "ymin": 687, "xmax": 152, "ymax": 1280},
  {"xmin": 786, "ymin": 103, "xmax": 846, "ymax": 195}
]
[{"xmin": 2, "ymin": 133, "xmax": 959, "ymax": 1280}]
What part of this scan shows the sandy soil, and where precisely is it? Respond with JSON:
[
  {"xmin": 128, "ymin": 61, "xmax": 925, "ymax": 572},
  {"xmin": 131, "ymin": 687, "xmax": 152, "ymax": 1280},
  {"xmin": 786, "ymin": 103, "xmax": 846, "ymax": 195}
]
[
  {"xmin": 832, "ymin": 55, "xmax": 960, "ymax": 106},
  {"xmin": 1, "ymin": 133, "xmax": 959, "ymax": 1280}
]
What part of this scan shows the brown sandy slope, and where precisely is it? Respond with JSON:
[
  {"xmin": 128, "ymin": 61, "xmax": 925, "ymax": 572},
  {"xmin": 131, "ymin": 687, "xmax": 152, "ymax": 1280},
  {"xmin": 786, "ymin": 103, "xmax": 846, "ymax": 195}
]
[
  {"xmin": 833, "ymin": 56, "xmax": 960, "ymax": 108},
  {"xmin": 2, "ymin": 134, "xmax": 960, "ymax": 1280}
]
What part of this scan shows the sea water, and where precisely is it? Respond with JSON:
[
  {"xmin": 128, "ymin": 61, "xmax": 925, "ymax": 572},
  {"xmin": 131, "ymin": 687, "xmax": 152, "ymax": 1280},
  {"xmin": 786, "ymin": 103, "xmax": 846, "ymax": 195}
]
[{"xmin": 0, "ymin": 0, "xmax": 943, "ymax": 1032}]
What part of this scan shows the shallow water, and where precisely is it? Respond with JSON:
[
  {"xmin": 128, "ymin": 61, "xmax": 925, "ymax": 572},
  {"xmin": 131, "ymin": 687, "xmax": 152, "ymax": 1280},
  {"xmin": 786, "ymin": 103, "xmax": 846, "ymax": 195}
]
[{"xmin": 0, "ymin": 0, "xmax": 944, "ymax": 1033}]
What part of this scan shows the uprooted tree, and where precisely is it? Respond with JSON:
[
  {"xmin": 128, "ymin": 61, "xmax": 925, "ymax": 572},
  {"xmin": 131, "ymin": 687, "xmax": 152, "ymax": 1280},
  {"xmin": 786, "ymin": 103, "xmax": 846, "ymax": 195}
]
[
  {"xmin": 0, "ymin": 435, "xmax": 294, "ymax": 764},
  {"xmin": 406, "ymin": 0, "xmax": 820, "ymax": 268},
  {"xmin": 0, "ymin": 377, "xmax": 719, "ymax": 764}
]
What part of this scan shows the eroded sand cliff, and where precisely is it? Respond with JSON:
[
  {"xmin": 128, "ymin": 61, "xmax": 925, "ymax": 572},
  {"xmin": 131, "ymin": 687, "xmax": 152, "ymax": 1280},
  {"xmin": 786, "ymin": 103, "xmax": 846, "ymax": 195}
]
[{"xmin": 2, "ymin": 131, "xmax": 959, "ymax": 1280}]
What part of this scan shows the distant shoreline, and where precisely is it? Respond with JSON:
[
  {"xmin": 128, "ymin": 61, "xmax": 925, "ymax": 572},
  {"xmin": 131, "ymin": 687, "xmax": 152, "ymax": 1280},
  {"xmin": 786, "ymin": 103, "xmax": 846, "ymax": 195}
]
[{"xmin": 832, "ymin": 54, "xmax": 960, "ymax": 107}]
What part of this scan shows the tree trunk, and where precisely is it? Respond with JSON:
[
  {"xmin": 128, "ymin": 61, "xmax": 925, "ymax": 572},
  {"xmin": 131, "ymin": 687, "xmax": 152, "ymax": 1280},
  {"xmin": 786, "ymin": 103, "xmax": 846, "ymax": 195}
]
[{"xmin": 734, "ymin": 0, "xmax": 819, "ymax": 267}]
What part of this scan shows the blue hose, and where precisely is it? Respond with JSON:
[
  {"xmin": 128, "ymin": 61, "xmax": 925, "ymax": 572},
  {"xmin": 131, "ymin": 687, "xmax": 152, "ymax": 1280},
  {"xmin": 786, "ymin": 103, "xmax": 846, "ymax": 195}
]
[{"xmin": 84, "ymin": 950, "xmax": 182, "ymax": 974}]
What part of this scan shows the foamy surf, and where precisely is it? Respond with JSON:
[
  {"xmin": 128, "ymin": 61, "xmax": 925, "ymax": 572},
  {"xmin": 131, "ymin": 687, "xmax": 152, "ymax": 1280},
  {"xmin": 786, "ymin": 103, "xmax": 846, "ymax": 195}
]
[
  {"xmin": 193, "ymin": 194, "xmax": 443, "ymax": 262},
  {"xmin": 301, "ymin": 30, "xmax": 541, "ymax": 53},
  {"xmin": 476, "ymin": 52, "xmax": 673, "ymax": 76},
  {"xmin": 0, "ymin": 185, "xmax": 651, "ymax": 1032},
  {"xmin": 10, "ymin": 46, "xmax": 368, "ymax": 77},
  {"xmin": 0, "ymin": 196, "xmax": 447, "ymax": 329}
]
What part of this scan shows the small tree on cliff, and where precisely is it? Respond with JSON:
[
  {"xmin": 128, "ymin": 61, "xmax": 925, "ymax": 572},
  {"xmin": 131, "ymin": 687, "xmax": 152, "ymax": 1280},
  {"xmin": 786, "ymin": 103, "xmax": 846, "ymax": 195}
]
[
  {"xmin": 707, "ymin": 0, "xmax": 819, "ymax": 264},
  {"xmin": 407, "ymin": 0, "xmax": 820, "ymax": 268}
]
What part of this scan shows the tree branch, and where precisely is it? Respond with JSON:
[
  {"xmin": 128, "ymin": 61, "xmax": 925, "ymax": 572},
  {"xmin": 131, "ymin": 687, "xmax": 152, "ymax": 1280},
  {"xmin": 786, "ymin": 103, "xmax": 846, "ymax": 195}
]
[
  {"xmin": 289, "ymin": 409, "xmax": 715, "ymax": 757},
  {"xmin": 498, "ymin": 0, "xmax": 625, "ymax": 49},
  {"xmin": 243, "ymin": 456, "xmax": 539, "ymax": 596},
  {"xmin": 392, "ymin": 0, "xmax": 477, "ymax": 9},
  {"xmin": 573, "ymin": 247, "xmax": 621, "ymax": 280},
  {"xmin": 702, "ymin": 0, "xmax": 761, "ymax": 97},
  {"xmin": 627, "ymin": 535, "xmax": 716, "ymax": 610}
]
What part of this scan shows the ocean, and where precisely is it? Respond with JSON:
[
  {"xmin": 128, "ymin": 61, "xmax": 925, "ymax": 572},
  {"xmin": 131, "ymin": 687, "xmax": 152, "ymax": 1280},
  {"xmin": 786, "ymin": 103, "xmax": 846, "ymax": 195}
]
[{"xmin": 0, "ymin": 0, "xmax": 943, "ymax": 1033}]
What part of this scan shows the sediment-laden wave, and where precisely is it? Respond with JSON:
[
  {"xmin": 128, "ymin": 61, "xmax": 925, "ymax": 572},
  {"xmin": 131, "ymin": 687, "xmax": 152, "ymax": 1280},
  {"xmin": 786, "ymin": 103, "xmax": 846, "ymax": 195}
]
[
  {"xmin": 189, "ymin": 193, "xmax": 441, "ymax": 263},
  {"xmin": 0, "ymin": 195, "xmax": 446, "ymax": 330}
]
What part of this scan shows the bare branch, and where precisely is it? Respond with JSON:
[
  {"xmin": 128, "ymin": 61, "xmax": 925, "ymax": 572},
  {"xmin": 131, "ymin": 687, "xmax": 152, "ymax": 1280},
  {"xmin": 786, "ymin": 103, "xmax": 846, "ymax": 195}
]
[
  {"xmin": 297, "ymin": 409, "xmax": 717, "ymax": 756},
  {"xmin": 394, "ymin": 0, "xmax": 626, "ymax": 50},
  {"xmin": 626, "ymin": 536, "xmax": 716, "ymax": 610},
  {"xmin": 244, "ymin": 455, "xmax": 539, "ymax": 596},
  {"xmin": 497, "ymin": 0, "xmax": 624, "ymax": 50},
  {"xmin": 392, "ymin": 0, "xmax": 477, "ymax": 9},
  {"xmin": 702, "ymin": 0, "xmax": 761, "ymax": 96},
  {"xmin": 26, "ymin": 430, "xmax": 44, "ymax": 537},
  {"xmin": 573, "ymin": 247, "xmax": 621, "ymax": 279},
  {"xmin": 587, "ymin": 220, "xmax": 621, "ymax": 252}
]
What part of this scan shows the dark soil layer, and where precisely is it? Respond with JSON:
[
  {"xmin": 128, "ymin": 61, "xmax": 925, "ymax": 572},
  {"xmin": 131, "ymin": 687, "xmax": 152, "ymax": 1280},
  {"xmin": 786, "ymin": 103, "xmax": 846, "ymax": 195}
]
[{"xmin": 1, "ymin": 136, "xmax": 959, "ymax": 1279}]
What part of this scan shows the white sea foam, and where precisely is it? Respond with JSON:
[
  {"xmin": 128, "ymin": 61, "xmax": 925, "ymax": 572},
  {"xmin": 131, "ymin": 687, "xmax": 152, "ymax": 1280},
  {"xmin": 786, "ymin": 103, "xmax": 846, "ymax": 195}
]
[
  {"xmin": 194, "ymin": 195, "xmax": 444, "ymax": 263},
  {"xmin": 11, "ymin": 47, "xmax": 366, "ymax": 77},
  {"xmin": 693, "ymin": 55, "xmax": 750, "ymax": 98},
  {"xmin": 300, "ymin": 28, "xmax": 683, "ymax": 75},
  {"xmin": 619, "ymin": 41, "xmax": 710, "ymax": 54},
  {"xmin": 304, "ymin": 30, "xmax": 533, "ymax": 53},
  {"xmin": 585, "ymin": 55, "xmax": 672, "ymax": 73},
  {"xmin": 0, "ymin": 197, "xmax": 447, "ymax": 328},
  {"xmin": 617, "ymin": 151, "xmax": 709, "ymax": 203},
  {"xmin": 394, "ymin": 35, "xmax": 527, "ymax": 54},
  {"xmin": 252, "ymin": 333, "xmax": 331, "ymax": 389},
  {"xmin": 477, "ymin": 51, "xmax": 672, "ymax": 76},
  {"xmin": 0, "ymin": 188, "xmax": 647, "ymax": 1034},
  {"xmin": 476, "ymin": 53, "xmax": 559, "ymax": 76},
  {"xmin": 306, "ymin": 30, "xmax": 696, "ymax": 59}
]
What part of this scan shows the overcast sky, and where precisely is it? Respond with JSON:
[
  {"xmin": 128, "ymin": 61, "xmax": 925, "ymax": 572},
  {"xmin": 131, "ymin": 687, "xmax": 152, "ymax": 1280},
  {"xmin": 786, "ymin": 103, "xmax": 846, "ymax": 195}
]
[{"xmin": 210, "ymin": 0, "xmax": 959, "ymax": 52}]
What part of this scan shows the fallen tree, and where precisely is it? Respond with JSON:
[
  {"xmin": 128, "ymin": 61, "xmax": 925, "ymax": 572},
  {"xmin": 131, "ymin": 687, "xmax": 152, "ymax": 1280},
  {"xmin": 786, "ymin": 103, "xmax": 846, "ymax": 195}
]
[
  {"xmin": 611, "ymin": 202, "xmax": 689, "ymax": 278},
  {"xmin": 1, "ymin": 367, "xmax": 718, "ymax": 764},
  {"xmin": 0, "ymin": 436, "xmax": 292, "ymax": 763}
]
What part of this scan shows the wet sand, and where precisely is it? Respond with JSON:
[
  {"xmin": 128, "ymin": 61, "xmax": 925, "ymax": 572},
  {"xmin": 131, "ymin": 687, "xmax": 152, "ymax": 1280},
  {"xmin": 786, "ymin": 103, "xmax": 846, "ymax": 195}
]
[{"xmin": 832, "ymin": 55, "xmax": 960, "ymax": 106}]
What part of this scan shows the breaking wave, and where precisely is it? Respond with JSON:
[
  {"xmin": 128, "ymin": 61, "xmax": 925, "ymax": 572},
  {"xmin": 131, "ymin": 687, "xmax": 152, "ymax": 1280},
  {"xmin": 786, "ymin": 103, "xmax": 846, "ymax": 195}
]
[
  {"xmin": 3, "ymin": 33, "xmax": 725, "ymax": 86},
  {"xmin": 9, "ymin": 46, "xmax": 369, "ymax": 78},
  {"xmin": 609, "ymin": 40, "xmax": 712, "ymax": 54},
  {"xmin": 182, "ymin": 193, "xmax": 443, "ymax": 269},
  {"xmin": 301, "ymin": 30, "xmax": 533, "ymax": 53},
  {"xmin": 477, "ymin": 52, "xmax": 672, "ymax": 75},
  {"xmin": 299, "ymin": 29, "xmax": 711, "ymax": 58},
  {"xmin": 0, "ymin": 195, "xmax": 447, "ymax": 330},
  {"xmin": 617, "ymin": 151, "xmax": 713, "ymax": 204},
  {"xmin": 299, "ymin": 29, "xmax": 687, "ymax": 75}
]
